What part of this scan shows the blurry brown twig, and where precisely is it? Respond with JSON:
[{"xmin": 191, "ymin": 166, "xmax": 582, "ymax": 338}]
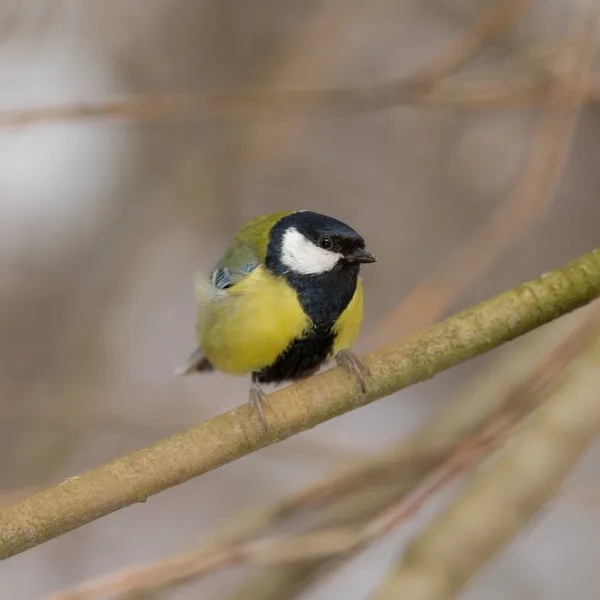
[
  {"xmin": 0, "ymin": 0, "xmax": 539, "ymax": 130},
  {"xmin": 237, "ymin": 0, "xmax": 534, "ymax": 171},
  {"xmin": 242, "ymin": 299, "xmax": 600, "ymax": 524},
  {"xmin": 399, "ymin": 0, "xmax": 534, "ymax": 85},
  {"xmin": 368, "ymin": 11, "xmax": 600, "ymax": 595},
  {"xmin": 1, "ymin": 78, "xmax": 599, "ymax": 129},
  {"xmin": 370, "ymin": 2, "xmax": 599, "ymax": 348},
  {"xmin": 222, "ymin": 300, "xmax": 600, "ymax": 600},
  {"xmin": 54, "ymin": 301, "xmax": 600, "ymax": 600},
  {"xmin": 371, "ymin": 321, "xmax": 600, "ymax": 600},
  {"xmin": 45, "ymin": 424, "xmax": 513, "ymax": 600},
  {"xmin": 233, "ymin": 0, "xmax": 383, "ymax": 171}
]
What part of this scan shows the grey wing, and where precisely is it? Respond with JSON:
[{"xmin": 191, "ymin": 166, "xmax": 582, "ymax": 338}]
[
  {"xmin": 211, "ymin": 262, "xmax": 258, "ymax": 290},
  {"xmin": 211, "ymin": 236, "xmax": 263, "ymax": 290},
  {"xmin": 197, "ymin": 243, "xmax": 260, "ymax": 310}
]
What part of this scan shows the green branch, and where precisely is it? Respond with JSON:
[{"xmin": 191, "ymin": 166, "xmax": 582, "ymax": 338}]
[{"xmin": 1, "ymin": 247, "xmax": 600, "ymax": 561}]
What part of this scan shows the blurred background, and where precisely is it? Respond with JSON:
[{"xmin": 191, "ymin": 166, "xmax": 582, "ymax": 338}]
[{"xmin": 1, "ymin": 1, "xmax": 600, "ymax": 598}]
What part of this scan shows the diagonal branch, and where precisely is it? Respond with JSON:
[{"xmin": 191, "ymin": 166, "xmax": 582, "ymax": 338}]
[
  {"xmin": 370, "ymin": 319, "xmax": 600, "ymax": 600},
  {"xmin": 222, "ymin": 301, "xmax": 600, "ymax": 600},
  {"xmin": 45, "ymin": 302, "xmax": 600, "ymax": 600},
  {"xmin": 0, "ymin": 248, "xmax": 600, "ymax": 560},
  {"xmin": 44, "ymin": 430, "xmax": 500, "ymax": 600}
]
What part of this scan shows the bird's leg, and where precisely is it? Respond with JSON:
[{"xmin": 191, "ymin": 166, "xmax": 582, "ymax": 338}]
[
  {"xmin": 335, "ymin": 349, "xmax": 370, "ymax": 393},
  {"xmin": 249, "ymin": 374, "xmax": 270, "ymax": 430}
]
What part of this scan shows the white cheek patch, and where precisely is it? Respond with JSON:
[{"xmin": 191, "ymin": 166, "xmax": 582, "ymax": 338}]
[{"xmin": 281, "ymin": 227, "xmax": 343, "ymax": 275}]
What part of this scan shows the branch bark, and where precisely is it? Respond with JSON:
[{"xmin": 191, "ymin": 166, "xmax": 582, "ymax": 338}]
[
  {"xmin": 1, "ymin": 248, "xmax": 600, "ymax": 560},
  {"xmin": 221, "ymin": 302, "xmax": 600, "ymax": 600},
  {"xmin": 370, "ymin": 318, "xmax": 600, "ymax": 600},
  {"xmin": 45, "ymin": 430, "xmax": 503, "ymax": 600},
  {"xmin": 46, "ymin": 302, "xmax": 600, "ymax": 599}
]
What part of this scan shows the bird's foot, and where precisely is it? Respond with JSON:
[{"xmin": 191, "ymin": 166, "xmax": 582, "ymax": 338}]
[
  {"xmin": 335, "ymin": 349, "xmax": 370, "ymax": 393},
  {"xmin": 249, "ymin": 379, "xmax": 270, "ymax": 430}
]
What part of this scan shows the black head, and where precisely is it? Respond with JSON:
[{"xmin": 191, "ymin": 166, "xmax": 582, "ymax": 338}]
[{"xmin": 266, "ymin": 211, "xmax": 376, "ymax": 277}]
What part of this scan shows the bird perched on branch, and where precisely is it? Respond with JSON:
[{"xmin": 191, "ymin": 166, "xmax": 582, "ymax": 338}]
[{"xmin": 176, "ymin": 210, "xmax": 376, "ymax": 428}]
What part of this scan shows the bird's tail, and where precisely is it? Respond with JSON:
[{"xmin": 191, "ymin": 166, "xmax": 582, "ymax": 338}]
[{"xmin": 174, "ymin": 347, "xmax": 214, "ymax": 376}]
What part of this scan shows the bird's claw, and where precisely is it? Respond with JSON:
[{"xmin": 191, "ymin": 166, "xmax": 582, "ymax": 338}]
[
  {"xmin": 249, "ymin": 381, "xmax": 270, "ymax": 430},
  {"xmin": 335, "ymin": 349, "xmax": 370, "ymax": 393}
]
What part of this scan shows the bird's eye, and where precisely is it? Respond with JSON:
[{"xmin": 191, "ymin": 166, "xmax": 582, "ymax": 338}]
[{"xmin": 319, "ymin": 237, "xmax": 333, "ymax": 249}]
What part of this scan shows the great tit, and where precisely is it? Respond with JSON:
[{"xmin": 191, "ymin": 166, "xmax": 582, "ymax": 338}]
[{"xmin": 176, "ymin": 210, "xmax": 376, "ymax": 427}]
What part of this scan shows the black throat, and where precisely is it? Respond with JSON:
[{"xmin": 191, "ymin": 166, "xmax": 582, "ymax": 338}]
[
  {"xmin": 258, "ymin": 254, "xmax": 359, "ymax": 385},
  {"xmin": 282, "ymin": 266, "xmax": 359, "ymax": 328},
  {"xmin": 265, "ymin": 213, "xmax": 361, "ymax": 327}
]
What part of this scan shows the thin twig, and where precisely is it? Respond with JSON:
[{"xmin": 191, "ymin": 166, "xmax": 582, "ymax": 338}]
[
  {"xmin": 400, "ymin": 0, "xmax": 535, "ymax": 85},
  {"xmin": 371, "ymin": 318, "xmax": 600, "ymax": 600},
  {"xmin": 1, "ymin": 78, "xmax": 599, "ymax": 129},
  {"xmin": 223, "ymin": 302, "xmax": 600, "ymax": 600},
  {"xmin": 369, "ymin": 6, "xmax": 600, "ymax": 597},
  {"xmin": 218, "ymin": 300, "xmax": 600, "ymax": 545},
  {"xmin": 51, "ymin": 304, "xmax": 600, "ymax": 600},
  {"xmin": 237, "ymin": 0, "xmax": 534, "ymax": 171},
  {"xmin": 45, "ymin": 428, "xmax": 506, "ymax": 600},
  {"xmin": 370, "ymin": 3, "xmax": 598, "ymax": 347},
  {"xmin": 0, "ymin": 0, "xmax": 537, "ymax": 130}
]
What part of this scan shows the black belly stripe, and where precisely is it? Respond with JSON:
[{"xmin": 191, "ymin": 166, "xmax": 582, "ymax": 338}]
[
  {"xmin": 255, "ymin": 267, "xmax": 359, "ymax": 384},
  {"xmin": 259, "ymin": 233, "xmax": 361, "ymax": 384},
  {"xmin": 255, "ymin": 324, "xmax": 335, "ymax": 384}
]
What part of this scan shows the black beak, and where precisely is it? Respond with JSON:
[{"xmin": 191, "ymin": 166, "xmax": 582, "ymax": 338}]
[{"xmin": 346, "ymin": 247, "xmax": 377, "ymax": 264}]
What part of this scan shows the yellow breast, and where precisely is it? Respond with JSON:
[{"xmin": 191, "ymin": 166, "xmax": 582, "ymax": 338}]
[
  {"xmin": 199, "ymin": 267, "xmax": 311, "ymax": 375},
  {"xmin": 332, "ymin": 278, "xmax": 364, "ymax": 355}
]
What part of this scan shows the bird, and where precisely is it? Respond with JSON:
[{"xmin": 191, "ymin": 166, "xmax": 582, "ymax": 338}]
[{"xmin": 175, "ymin": 210, "xmax": 377, "ymax": 428}]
